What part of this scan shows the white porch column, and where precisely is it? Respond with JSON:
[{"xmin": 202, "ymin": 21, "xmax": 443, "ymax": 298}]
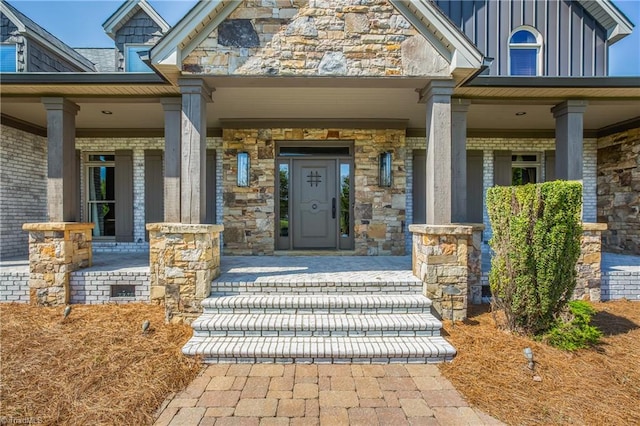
[
  {"xmin": 551, "ymin": 100, "xmax": 588, "ymax": 181},
  {"xmin": 41, "ymin": 97, "xmax": 80, "ymax": 222},
  {"xmin": 420, "ymin": 80, "xmax": 455, "ymax": 225},
  {"xmin": 451, "ymin": 98, "xmax": 471, "ymax": 223},
  {"xmin": 178, "ymin": 79, "xmax": 213, "ymax": 224},
  {"xmin": 161, "ymin": 97, "xmax": 182, "ymax": 222}
]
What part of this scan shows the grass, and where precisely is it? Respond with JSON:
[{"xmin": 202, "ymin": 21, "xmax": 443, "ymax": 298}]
[
  {"xmin": 0, "ymin": 303, "xmax": 200, "ymax": 426},
  {"xmin": 439, "ymin": 300, "xmax": 640, "ymax": 425}
]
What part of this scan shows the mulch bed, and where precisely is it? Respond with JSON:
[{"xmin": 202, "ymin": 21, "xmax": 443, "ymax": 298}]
[
  {"xmin": 439, "ymin": 300, "xmax": 640, "ymax": 425},
  {"xmin": 0, "ymin": 303, "xmax": 200, "ymax": 426}
]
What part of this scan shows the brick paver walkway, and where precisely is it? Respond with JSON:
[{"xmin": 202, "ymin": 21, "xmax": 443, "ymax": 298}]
[{"xmin": 154, "ymin": 364, "xmax": 503, "ymax": 425}]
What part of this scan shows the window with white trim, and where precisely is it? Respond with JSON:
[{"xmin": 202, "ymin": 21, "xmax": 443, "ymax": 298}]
[
  {"xmin": 124, "ymin": 44, "xmax": 152, "ymax": 72},
  {"xmin": 509, "ymin": 27, "xmax": 542, "ymax": 76},
  {"xmin": 511, "ymin": 153, "xmax": 540, "ymax": 185},
  {"xmin": 0, "ymin": 43, "xmax": 17, "ymax": 72}
]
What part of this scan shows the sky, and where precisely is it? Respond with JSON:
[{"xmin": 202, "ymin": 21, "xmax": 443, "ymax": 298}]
[{"xmin": 7, "ymin": 0, "xmax": 640, "ymax": 76}]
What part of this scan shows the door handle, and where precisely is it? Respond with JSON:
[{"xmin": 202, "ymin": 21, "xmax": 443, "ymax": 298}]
[{"xmin": 332, "ymin": 198, "xmax": 336, "ymax": 219}]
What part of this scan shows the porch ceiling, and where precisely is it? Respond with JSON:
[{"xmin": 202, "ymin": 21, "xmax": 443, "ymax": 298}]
[{"xmin": 1, "ymin": 85, "xmax": 638, "ymax": 134}]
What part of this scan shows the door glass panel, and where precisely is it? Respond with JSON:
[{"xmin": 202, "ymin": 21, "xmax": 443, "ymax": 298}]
[
  {"xmin": 340, "ymin": 163, "xmax": 350, "ymax": 237},
  {"xmin": 87, "ymin": 165, "xmax": 115, "ymax": 237},
  {"xmin": 279, "ymin": 163, "xmax": 289, "ymax": 237}
]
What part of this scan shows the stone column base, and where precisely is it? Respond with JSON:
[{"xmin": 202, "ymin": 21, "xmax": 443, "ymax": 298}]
[
  {"xmin": 147, "ymin": 223, "xmax": 224, "ymax": 324},
  {"xmin": 576, "ymin": 223, "xmax": 607, "ymax": 302},
  {"xmin": 409, "ymin": 224, "xmax": 483, "ymax": 321},
  {"xmin": 22, "ymin": 222, "xmax": 94, "ymax": 306}
]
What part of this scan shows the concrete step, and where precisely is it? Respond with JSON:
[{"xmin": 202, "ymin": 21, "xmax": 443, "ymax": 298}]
[
  {"xmin": 212, "ymin": 279, "xmax": 423, "ymax": 295},
  {"xmin": 191, "ymin": 313, "xmax": 442, "ymax": 337},
  {"xmin": 182, "ymin": 336, "xmax": 456, "ymax": 364},
  {"xmin": 201, "ymin": 294, "xmax": 431, "ymax": 314}
]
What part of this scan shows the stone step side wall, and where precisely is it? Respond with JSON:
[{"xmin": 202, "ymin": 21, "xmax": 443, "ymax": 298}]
[
  {"xmin": 70, "ymin": 271, "xmax": 150, "ymax": 304},
  {"xmin": 602, "ymin": 271, "xmax": 640, "ymax": 301}
]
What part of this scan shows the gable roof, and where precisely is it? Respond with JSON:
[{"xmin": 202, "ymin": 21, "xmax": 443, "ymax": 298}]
[
  {"xmin": 0, "ymin": 0, "xmax": 96, "ymax": 71},
  {"xmin": 74, "ymin": 48, "xmax": 117, "ymax": 72},
  {"xmin": 577, "ymin": 0, "xmax": 634, "ymax": 44},
  {"xmin": 102, "ymin": 0, "xmax": 170, "ymax": 40},
  {"xmin": 150, "ymin": 0, "xmax": 484, "ymax": 83}
]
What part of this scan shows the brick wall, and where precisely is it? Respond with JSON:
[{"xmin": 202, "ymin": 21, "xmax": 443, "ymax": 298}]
[
  {"xmin": 70, "ymin": 271, "xmax": 149, "ymax": 304},
  {"xmin": 0, "ymin": 272, "xmax": 29, "ymax": 302},
  {"xmin": 405, "ymin": 137, "xmax": 598, "ymax": 248},
  {"xmin": 597, "ymin": 127, "xmax": 640, "ymax": 255},
  {"xmin": 0, "ymin": 125, "xmax": 47, "ymax": 258}
]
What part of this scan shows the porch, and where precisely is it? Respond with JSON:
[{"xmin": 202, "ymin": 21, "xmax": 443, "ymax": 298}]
[{"xmin": 2, "ymin": 250, "xmax": 638, "ymax": 304}]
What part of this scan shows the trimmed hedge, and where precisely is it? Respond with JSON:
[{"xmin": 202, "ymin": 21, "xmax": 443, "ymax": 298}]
[{"xmin": 487, "ymin": 181, "xmax": 582, "ymax": 335}]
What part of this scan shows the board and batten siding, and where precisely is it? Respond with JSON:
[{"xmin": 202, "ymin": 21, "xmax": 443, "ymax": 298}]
[{"xmin": 435, "ymin": 0, "xmax": 608, "ymax": 76}]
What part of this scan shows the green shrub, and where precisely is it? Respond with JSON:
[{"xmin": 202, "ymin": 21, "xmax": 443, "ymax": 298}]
[
  {"xmin": 543, "ymin": 300, "xmax": 602, "ymax": 350},
  {"xmin": 487, "ymin": 181, "xmax": 582, "ymax": 335}
]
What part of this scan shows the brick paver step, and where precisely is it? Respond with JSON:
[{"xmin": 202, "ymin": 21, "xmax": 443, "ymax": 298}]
[
  {"xmin": 191, "ymin": 313, "xmax": 442, "ymax": 337},
  {"xmin": 211, "ymin": 280, "xmax": 423, "ymax": 295},
  {"xmin": 201, "ymin": 294, "xmax": 431, "ymax": 314},
  {"xmin": 182, "ymin": 336, "xmax": 456, "ymax": 364}
]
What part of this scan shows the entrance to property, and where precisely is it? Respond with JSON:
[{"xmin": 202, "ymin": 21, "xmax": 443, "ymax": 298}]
[{"xmin": 276, "ymin": 143, "xmax": 353, "ymax": 250}]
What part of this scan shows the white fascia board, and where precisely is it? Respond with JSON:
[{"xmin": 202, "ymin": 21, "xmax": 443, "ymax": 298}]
[
  {"xmin": 103, "ymin": 0, "xmax": 170, "ymax": 40},
  {"xmin": 391, "ymin": 0, "xmax": 483, "ymax": 74},
  {"xmin": 578, "ymin": 0, "xmax": 634, "ymax": 44},
  {"xmin": 150, "ymin": 0, "xmax": 235, "ymax": 69},
  {"xmin": 0, "ymin": 3, "xmax": 26, "ymax": 32}
]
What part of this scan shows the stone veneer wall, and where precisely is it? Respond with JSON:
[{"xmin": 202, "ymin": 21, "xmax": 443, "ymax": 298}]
[
  {"xmin": 575, "ymin": 223, "xmax": 607, "ymax": 302},
  {"xmin": 597, "ymin": 127, "xmax": 640, "ymax": 255},
  {"xmin": 0, "ymin": 125, "xmax": 48, "ymax": 258},
  {"xmin": 22, "ymin": 222, "xmax": 93, "ymax": 306},
  {"xmin": 404, "ymin": 137, "xmax": 598, "ymax": 249},
  {"xmin": 147, "ymin": 223, "xmax": 223, "ymax": 323},
  {"xmin": 223, "ymin": 128, "xmax": 406, "ymax": 255},
  {"xmin": 184, "ymin": 0, "xmax": 448, "ymax": 77},
  {"xmin": 410, "ymin": 224, "xmax": 483, "ymax": 321}
]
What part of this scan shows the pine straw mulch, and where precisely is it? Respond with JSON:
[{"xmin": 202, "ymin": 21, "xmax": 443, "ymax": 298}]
[
  {"xmin": 0, "ymin": 303, "xmax": 201, "ymax": 426},
  {"xmin": 439, "ymin": 300, "xmax": 640, "ymax": 426}
]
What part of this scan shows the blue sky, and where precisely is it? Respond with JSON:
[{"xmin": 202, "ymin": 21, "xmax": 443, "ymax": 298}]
[{"xmin": 9, "ymin": 0, "xmax": 640, "ymax": 76}]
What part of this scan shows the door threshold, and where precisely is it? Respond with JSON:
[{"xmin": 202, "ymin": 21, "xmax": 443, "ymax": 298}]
[{"xmin": 274, "ymin": 250, "xmax": 357, "ymax": 256}]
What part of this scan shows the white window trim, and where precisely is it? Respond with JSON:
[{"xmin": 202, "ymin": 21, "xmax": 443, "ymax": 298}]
[
  {"xmin": 0, "ymin": 42, "xmax": 18, "ymax": 72},
  {"xmin": 508, "ymin": 26, "xmax": 543, "ymax": 76},
  {"xmin": 511, "ymin": 152, "xmax": 541, "ymax": 185},
  {"xmin": 123, "ymin": 43, "xmax": 152, "ymax": 72}
]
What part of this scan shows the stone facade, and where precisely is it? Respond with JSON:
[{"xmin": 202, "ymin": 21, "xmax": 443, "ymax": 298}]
[
  {"xmin": 22, "ymin": 222, "xmax": 94, "ymax": 306},
  {"xmin": 223, "ymin": 128, "xmax": 406, "ymax": 255},
  {"xmin": 147, "ymin": 223, "xmax": 223, "ymax": 323},
  {"xmin": 597, "ymin": 127, "xmax": 640, "ymax": 255},
  {"xmin": 0, "ymin": 125, "xmax": 48, "ymax": 258},
  {"xmin": 575, "ymin": 223, "xmax": 607, "ymax": 301},
  {"xmin": 410, "ymin": 224, "xmax": 483, "ymax": 321},
  {"xmin": 184, "ymin": 0, "xmax": 448, "ymax": 77}
]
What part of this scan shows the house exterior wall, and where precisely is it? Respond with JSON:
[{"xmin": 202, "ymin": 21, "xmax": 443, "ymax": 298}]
[
  {"xmin": 222, "ymin": 128, "xmax": 406, "ymax": 255},
  {"xmin": 27, "ymin": 38, "xmax": 84, "ymax": 72},
  {"xmin": 597, "ymin": 127, "xmax": 640, "ymax": 255},
  {"xmin": 1, "ymin": 12, "xmax": 26, "ymax": 72},
  {"xmin": 183, "ymin": 0, "xmax": 449, "ymax": 77},
  {"xmin": 0, "ymin": 125, "xmax": 47, "ymax": 258},
  {"xmin": 114, "ymin": 9, "xmax": 165, "ymax": 72},
  {"xmin": 435, "ymin": 0, "xmax": 608, "ymax": 76},
  {"xmin": 405, "ymin": 136, "xmax": 598, "ymax": 247}
]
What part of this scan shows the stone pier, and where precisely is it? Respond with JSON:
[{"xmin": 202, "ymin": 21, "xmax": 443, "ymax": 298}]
[
  {"xmin": 410, "ymin": 224, "xmax": 483, "ymax": 321},
  {"xmin": 146, "ymin": 223, "xmax": 223, "ymax": 323},
  {"xmin": 22, "ymin": 222, "xmax": 94, "ymax": 306},
  {"xmin": 575, "ymin": 223, "xmax": 607, "ymax": 301}
]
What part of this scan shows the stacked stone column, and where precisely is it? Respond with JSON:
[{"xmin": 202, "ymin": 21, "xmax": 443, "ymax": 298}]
[
  {"xmin": 575, "ymin": 223, "xmax": 607, "ymax": 301},
  {"xmin": 410, "ymin": 224, "xmax": 483, "ymax": 321},
  {"xmin": 147, "ymin": 223, "xmax": 223, "ymax": 323},
  {"xmin": 22, "ymin": 222, "xmax": 94, "ymax": 306}
]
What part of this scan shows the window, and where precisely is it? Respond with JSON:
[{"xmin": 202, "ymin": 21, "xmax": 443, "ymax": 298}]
[
  {"xmin": 125, "ymin": 45, "xmax": 152, "ymax": 72},
  {"xmin": 86, "ymin": 154, "xmax": 116, "ymax": 237},
  {"xmin": 509, "ymin": 27, "xmax": 542, "ymax": 76},
  {"xmin": 0, "ymin": 44, "xmax": 17, "ymax": 72},
  {"xmin": 511, "ymin": 153, "xmax": 540, "ymax": 185}
]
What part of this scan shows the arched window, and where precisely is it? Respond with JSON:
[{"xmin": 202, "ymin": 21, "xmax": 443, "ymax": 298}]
[{"xmin": 509, "ymin": 27, "xmax": 542, "ymax": 76}]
